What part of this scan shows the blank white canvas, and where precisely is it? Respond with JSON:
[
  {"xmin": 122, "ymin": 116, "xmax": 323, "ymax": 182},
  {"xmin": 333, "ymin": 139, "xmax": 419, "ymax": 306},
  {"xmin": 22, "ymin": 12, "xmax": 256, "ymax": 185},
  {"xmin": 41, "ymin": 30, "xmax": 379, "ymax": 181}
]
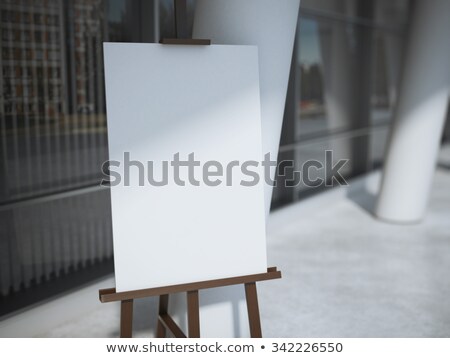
[{"xmin": 103, "ymin": 43, "xmax": 267, "ymax": 292}]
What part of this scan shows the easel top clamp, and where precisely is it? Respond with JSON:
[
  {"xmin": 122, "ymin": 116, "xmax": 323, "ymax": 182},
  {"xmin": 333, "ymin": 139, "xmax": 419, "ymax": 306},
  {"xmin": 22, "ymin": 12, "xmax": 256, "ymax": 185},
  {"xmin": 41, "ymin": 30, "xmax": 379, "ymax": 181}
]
[{"xmin": 160, "ymin": 0, "xmax": 211, "ymax": 46}]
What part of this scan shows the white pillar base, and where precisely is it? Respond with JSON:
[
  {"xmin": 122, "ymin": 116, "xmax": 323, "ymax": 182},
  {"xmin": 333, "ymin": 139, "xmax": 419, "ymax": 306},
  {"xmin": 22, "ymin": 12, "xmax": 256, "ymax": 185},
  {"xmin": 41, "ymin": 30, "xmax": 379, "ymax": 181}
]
[{"xmin": 375, "ymin": 0, "xmax": 450, "ymax": 223}]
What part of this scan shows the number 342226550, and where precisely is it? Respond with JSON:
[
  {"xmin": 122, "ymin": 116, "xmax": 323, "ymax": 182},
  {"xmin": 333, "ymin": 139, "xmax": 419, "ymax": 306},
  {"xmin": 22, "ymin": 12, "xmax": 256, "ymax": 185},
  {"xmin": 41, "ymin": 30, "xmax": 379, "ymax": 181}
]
[{"xmin": 271, "ymin": 342, "xmax": 343, "ymax": 353}]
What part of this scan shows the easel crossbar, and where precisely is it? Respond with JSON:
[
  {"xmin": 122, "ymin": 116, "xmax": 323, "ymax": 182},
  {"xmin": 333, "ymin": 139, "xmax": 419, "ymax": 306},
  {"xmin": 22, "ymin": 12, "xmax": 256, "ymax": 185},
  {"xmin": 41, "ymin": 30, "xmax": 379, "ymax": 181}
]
[{"xmin": 99, "ymin": 267, "xmax": 281, "ymax": 303}]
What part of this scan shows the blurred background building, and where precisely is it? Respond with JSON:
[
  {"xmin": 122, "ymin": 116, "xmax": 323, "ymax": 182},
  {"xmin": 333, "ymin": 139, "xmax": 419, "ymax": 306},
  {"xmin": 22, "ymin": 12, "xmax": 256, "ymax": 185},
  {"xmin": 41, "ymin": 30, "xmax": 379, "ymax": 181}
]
[{"xmin": 0, "ymin": 0, "xmax": 449, "ymax": 337}]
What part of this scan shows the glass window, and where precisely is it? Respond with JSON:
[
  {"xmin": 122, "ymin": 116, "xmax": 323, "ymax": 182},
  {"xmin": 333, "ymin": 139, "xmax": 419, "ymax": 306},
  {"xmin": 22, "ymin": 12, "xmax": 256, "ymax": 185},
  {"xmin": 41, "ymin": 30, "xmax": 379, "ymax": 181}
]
[
  {"xmin": 296, "ymin": 15, "xmax": 377, "ymax": 139},
  {"xmin": 272, "ymin": 134, "xmax": 367, "ymax": 208},
  {"xmin": 370, "ymin": 30, "xmax": 404, "ymax": 125},
  {"xmin": 0, "ymin": 0, "xmax": 158, "ymax": 318},
  {"xmin": 301, "ymin": 0, "xmax": 409, "ymax": 27},
  {"xmin": 275, "ymin": 1, "xmax": 409, "ymax": 209}
]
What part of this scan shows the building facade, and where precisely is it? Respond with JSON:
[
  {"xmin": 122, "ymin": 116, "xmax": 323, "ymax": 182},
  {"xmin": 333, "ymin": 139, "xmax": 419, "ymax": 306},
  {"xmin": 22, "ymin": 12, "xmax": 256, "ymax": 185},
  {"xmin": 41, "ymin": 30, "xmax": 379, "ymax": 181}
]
[{"xmin": 0, "ymin": 0, "xmax": 448, "ymax": 321}]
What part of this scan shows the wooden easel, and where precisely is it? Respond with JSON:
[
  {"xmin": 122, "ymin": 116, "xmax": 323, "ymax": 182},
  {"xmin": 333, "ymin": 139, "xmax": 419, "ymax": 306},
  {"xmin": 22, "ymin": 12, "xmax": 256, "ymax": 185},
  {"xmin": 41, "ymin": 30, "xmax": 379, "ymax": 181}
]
[
  {"xmin": 99, "ymin": 267, "xmax": 281, "ymax": 338},
  {"xmin": 99, "ymin": 0, "xmax": 281, "ymax": 338}
]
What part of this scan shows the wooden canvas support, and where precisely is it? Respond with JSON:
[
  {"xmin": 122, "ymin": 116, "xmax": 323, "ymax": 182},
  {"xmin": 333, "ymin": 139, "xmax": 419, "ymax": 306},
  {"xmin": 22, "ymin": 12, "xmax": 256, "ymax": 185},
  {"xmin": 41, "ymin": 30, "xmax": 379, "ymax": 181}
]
[
  {"xmin": 120, "ymin": 299, "xmax": 133, "ymax": 338},
  {"xmin": 99, "ymin": 267, "xmax": 281, "ymax": 338},
  {"xmin": 245, "ymin": 282, "xmax": 262, "ymax": 337}
]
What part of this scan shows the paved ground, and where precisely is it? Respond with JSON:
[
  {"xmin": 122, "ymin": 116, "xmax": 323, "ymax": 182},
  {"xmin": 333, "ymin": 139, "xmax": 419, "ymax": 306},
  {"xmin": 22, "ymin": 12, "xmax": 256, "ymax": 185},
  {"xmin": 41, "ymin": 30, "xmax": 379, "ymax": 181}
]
[
  {"xmin": 260, "ymin": 167, "xmax": 450, "ymax": 337},
  {"xmin": 39, "ymin": 163, "xmax": 450, "ymax": 337}
]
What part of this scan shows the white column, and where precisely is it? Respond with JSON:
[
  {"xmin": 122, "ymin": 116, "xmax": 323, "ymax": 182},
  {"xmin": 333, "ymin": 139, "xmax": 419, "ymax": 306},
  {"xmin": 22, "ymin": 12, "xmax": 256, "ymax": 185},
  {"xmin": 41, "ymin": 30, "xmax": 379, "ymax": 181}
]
[
  {"xmin": 375, "ymin": 0, "xmax": 450, "ymax": 223},
  {"xmin": 167, "ymin": 0, "xmax": 299, "ymax": 338},
  {"xmin": 193, "ymin": 0, "xmax": 300, "ymax": 216},
  {"xmin": 318, "ymin": 2, "xmax": 357, "ymax": 165}
]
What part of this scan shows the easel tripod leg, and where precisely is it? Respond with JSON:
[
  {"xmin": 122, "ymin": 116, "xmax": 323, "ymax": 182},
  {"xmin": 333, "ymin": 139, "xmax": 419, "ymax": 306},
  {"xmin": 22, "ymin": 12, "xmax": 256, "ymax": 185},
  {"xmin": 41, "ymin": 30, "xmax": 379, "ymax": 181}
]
[
  {"xmin": 187, "ymin": 290, "xmax": 200, "ymax": 338},
  {"xmin": 245, "ymin": 282, "xmax": 262, "ymax": 338},
  {"xmin": 156, "ymin": 294, "xmax": 169, "ymax": 338},
  {"xmin": 120, "ymin": 299, "xmax": 134, "ymax": 338}
]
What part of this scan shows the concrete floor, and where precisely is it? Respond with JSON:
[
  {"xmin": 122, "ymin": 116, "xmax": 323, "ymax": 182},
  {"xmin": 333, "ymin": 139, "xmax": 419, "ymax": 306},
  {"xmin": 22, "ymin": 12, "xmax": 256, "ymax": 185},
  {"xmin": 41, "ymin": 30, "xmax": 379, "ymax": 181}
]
[
  {"xmin": 261, "ymin": 168, "xmax": 450, "ymax": 337},
  {"xmin": 36, "ymin": 163, "xmax": 450, "ymax": 337}
]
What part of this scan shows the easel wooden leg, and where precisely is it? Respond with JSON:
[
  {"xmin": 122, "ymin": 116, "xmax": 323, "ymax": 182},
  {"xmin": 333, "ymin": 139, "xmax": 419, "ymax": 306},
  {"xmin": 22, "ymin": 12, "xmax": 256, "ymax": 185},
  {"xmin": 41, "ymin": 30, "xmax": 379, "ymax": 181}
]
[
  {"xmin": 187, "ymin": 290, "xmax": 200, "ymax": 338},
  {"xmin": 100, "ymin": 268, "xmax": 281, "ymax": 338},
  {"xmin": 120, "ymin": 299, "xmax": 134, "ymax": 338},
  {"xmin": 156, "ymin": 294, "xmax": 169, "ymax": 338},
  {"xmin": 245, "ymin": 282, "xmax": 262, "ymax": 338}
]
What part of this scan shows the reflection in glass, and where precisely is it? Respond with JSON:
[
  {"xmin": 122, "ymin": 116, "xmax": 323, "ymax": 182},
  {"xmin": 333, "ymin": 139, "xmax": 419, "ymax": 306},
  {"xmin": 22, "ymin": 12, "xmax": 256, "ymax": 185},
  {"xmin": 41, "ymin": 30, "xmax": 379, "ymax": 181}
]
[
  {"xmin": 0, "ymin": 0, "xmax": 156, "ymax": 316},
  {"xmin": 276, "ymin": 2, "xmax": 408, "ymax": 209},
  {"xmin": 272, "ymin": 135, "xmax": 365, "ymax": 208},
  {"xmin": 371, "ymin": 30, "xmax": 403, "ymax": 125},
  {"xmin": 301, "ymin": 0, "xmax": 409, "ymax": 27},
  {"xmin": 298, "ymin": 14, "xmax": 374, "ymax": 137}
]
